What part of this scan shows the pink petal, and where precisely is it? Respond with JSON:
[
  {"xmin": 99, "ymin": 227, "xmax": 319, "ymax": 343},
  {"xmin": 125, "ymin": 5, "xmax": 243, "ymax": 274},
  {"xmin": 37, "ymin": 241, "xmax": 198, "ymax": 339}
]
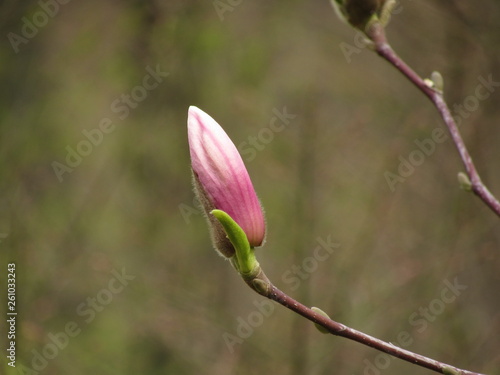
[{"xmin": 188, "ymin": 106, "xmax": 265, "ymax": 246}]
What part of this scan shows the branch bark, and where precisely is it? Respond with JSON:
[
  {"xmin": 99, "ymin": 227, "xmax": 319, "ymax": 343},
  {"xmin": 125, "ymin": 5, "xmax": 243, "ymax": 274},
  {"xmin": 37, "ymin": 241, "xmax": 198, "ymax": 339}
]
[
  {"xmin": 366, "ymin": 23, "xmax": 500, "ymax": 217},
  {"xmin": 246, "ymin": 274, "xmax": 486, "ymax": 375}
]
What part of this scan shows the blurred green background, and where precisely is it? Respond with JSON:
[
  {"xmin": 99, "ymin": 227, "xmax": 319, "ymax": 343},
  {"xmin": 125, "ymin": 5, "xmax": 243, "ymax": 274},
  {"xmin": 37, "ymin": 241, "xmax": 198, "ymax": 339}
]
[{"xmin": 1, "ymin": 1, "xmax": 499, "ymax": 374}]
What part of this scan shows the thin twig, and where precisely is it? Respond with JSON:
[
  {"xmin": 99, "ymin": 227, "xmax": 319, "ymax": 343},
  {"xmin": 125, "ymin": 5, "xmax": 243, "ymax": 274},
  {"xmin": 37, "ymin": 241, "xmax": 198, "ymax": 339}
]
[
  {"xmin": 259, "ymin": 282, "xmax": 485, "ymax": 375},
  {"xmin": 366, "ymin": 23, "xmax": 500, "ymax": 218}
]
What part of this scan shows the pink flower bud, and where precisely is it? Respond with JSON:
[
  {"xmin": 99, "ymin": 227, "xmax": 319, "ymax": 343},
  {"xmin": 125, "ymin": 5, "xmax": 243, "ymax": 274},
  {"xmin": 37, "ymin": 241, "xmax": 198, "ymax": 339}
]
[{"xmin": 188, "ymin": 106, "xmax": 266, "ymax": 257}]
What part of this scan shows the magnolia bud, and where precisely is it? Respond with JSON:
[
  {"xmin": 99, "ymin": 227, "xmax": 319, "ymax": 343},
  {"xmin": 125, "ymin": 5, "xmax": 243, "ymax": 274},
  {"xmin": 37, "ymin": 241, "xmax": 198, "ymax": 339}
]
[
  {"xmin": 332, "ymin": 0, "xmax": 395, "ymax": 32},
  {"xmin": 458, "ymin": 172, "xmax": 472, "ymax": 192},
  {"xmin": 188, "ymin": 106, "xmax": 266, "ymax": 258}
]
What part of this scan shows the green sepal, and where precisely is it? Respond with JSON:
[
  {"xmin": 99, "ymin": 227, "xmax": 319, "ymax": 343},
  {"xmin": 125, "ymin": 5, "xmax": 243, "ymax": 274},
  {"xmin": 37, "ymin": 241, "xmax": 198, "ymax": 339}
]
[
  {"xmin": 457, "ymin": 172, "xmax": 472, "ymax": 192},
  {"xmin": 442, "ymin": 367, "xmax": 461, "ymax": 375},
  {"xmin": 431, "ymin": 71, "xmax": 444, "ymax": 93},
  {"xmin": 311, "ymin": 307, "xmax": 331, "ymax": 334},
  {"xmin": 379, "ymin": 0, "xmax": 396, "ymax": 27},
  {"xmin": 211, "ymin": 209, "xmax": 258, "ymax": 275}
]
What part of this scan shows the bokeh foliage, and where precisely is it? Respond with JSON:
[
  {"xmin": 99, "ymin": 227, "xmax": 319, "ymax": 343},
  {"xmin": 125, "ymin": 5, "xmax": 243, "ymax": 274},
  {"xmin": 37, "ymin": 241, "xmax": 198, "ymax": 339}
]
[{"xmin": 1, "ymin": 1, "xmax": 499, "ymax": 374}]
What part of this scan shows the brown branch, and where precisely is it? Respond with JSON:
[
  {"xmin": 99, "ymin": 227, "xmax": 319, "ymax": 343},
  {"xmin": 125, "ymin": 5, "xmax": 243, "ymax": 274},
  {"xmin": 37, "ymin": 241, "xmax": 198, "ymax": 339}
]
[
  {"xmin": 248, "ymin": 278, "xmax": 485, "ymax": 375},
  {"xmin": 366, "ymin": 23, "xmax": 500, "ymax": 218}
]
